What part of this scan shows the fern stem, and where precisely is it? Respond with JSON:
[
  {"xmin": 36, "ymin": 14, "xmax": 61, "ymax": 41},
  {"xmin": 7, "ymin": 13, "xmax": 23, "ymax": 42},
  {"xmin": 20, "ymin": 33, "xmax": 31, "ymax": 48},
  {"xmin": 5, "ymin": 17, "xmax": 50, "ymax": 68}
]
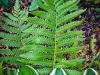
[
  {"xmin": 53, "ymin": 34, "xmax": 57, "ymax": 69},
  {"xmin": 53, "ymin": 3, "xmax": 57, "ymax": 69},
  {"xmin": 18, "ymin": 20, "xmax": 24, "ymax": 47}
]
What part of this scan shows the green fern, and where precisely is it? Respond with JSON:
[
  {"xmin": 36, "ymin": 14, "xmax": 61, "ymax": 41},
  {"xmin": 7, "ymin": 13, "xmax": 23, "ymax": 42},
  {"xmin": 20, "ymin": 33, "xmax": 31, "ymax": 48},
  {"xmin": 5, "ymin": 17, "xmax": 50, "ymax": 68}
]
[
  {"xmin": 0, "ymin": 0, "xmax": 33, "ymax": 65},
  {"xmin": 19, "ymin": 0, "xmax": 86, "ymax": 75}
]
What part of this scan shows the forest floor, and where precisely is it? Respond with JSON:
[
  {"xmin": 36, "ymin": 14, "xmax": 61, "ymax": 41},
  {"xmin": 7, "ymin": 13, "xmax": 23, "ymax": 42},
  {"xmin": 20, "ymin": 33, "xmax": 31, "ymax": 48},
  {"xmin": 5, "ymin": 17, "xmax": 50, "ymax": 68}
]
[
  {"xmin": 0, "ymin": 0, "xmax": 100, "ymax": 74},
  {"xmin": 78, "ymin": 0, "xmax": 100, "ymax": 66}
]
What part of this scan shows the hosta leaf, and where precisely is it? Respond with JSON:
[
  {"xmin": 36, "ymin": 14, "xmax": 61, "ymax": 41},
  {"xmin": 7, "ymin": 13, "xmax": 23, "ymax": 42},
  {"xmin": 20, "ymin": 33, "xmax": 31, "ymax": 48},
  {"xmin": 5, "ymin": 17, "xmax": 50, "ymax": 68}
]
[
  {"xmin": 18, "ymin": 65, "xmax": 39, "ymax": 75},
  {"xmin": 83, "ymin": 68, "xmax": 98, "ymax": 75},
  {"xmin": 50, "ymin": 68, "xmax": 67, "ymax": 75},
  {"xmin": 29, "ymin": 0, "xmax": 42, "ymax": 11}
]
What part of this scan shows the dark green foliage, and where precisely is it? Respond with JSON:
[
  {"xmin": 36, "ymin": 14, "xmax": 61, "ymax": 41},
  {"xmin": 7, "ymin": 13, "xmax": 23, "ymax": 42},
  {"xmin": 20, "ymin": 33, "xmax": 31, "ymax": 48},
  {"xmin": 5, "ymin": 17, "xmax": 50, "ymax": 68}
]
[
  {"xmin": 94, "ymin": 0, "xmax": 100, "ymax": 3},
  {"xmin": 95, "ymin": 7, "xmax": 100, "ymax": 18},
  {"xmin": 18, "ymin": 65, "xmax": 39, "ymax": 75},
  {"xmin": 86, "ymin": 0, "xmax": 100, "ymax": 4},
  {"xmin": 0, "ymin": 0, "xmax": 11, "ymax": 8},
  {"xmin": 29, "ymin": 0, "xmax": 43, "ymax": 11},
  {"xmin": 91, "ymin": 52, "xmax": 100, "ymax": 74},
  {"xmin": 19, "ymin": 0, "xmax": 86, "ymax": 75},
  {"xmin": 83, "ymin": 68, "xmax": 98, "ymax": 75},
  {"xmin": 50, "ymin": 68, "xmax": 66, "ymax": 75}
]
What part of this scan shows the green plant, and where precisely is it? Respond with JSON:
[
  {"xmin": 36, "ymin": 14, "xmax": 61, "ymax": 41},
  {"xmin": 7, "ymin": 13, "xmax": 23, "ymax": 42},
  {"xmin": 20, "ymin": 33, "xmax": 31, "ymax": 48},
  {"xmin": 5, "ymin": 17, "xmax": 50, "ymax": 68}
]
[
  {"xmin": 10, "ymin": 65, "xmax": 99, "ymax": 75},
  {"xmin": 2, "ymin": 0, "xmax": 99, "ymax": 75},
  {"xmin": 29, "ymin": 0, "xmax": 43, "ymax": 11},
  {"xmin": 86, "ymin": 0, "xmax": 100, "ymax": 4},
  {"xmin": 91, "ymin": 52, "xmax": 100, "ymax": 74},
  {"xmin": 29, "ymin": 0, "xmax": 78, "ymax": 11},
  {"xmin": 0, "ymin": 0, "xmax": 11, "ymax": 8},
  {"xmin": 0, "ymin": 0, "xmax": 34, "ymax": 65},
  {"xmin": 83, "ymin": 68, "xmax": 98, "ymax": 75},
  {"xmin": 95, "ymin": 7, "xmax": 100, "ymax": 18},
  {"xmin": 18, "ymin": 0, "xmax": 86, "ymax": 75},
  {"xmin": 0, "ymin": 62, "xmax": 3, "ymax": 75},
  {"xmin": 50, "ymin": 68, "xmax": 66, "ymax": 75},
  {"xmin": 90, "ymin": 35, "xmax": 96, "ymax": 53},
  {"xmin": 18, "ymin": 65, "xmax": 39, "ymax": 75}
]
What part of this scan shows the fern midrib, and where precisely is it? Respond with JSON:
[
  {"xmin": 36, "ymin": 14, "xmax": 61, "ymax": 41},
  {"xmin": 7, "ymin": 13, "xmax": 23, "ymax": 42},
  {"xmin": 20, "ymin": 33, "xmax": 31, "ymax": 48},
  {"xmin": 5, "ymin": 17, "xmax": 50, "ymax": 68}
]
[
  {"xmin": 53, "ymin": 3, "xmax": 57, "ymax": 69},
  {"xmin": 18, "ymin": 18, "xmax": 24, "ymax": 47},
  {"xmin": 53, "ymin": 32, "xmax": 57, "ymax": 69}
]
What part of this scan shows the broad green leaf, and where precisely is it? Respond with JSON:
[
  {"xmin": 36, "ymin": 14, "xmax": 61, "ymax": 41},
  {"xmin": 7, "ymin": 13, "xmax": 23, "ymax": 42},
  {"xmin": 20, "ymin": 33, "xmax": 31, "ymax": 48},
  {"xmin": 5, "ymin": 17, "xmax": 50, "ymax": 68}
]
[
  {"xmin": 83, "ymin": 68, "xmax": 98, "ymax": 75},
  {"xmin": 1, "ymin": 0, "xmax": 9, "ymax": 4},
  {"xmin": 18, "ymin": 65, "xmax": 39, "ymax": 75},
  {"xmin": 91, "ymin": 52, "xmax": 100, "ymax": 70},
  {"xmin": 50, "ymin": 68, "xmax": 67, "ymax": 75},
  {"xmin": 29, "ymin": 0, "xmax": 42, "ymax": 11},
  {"xmin": 1, "ymin": 0, "xmax": 11, "ymax": 7}
]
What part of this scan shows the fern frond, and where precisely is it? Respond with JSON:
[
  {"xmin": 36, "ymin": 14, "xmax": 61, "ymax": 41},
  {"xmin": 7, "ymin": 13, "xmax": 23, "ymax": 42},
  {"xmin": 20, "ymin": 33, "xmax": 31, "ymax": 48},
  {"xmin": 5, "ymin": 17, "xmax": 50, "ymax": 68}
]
[
  {"xmin": 0, "ymin": 0, "xmax": 34, "ymax": 66},
  {"xmin": 22, "ymin": 0, "xmax": 86, "ymax": 74}
]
